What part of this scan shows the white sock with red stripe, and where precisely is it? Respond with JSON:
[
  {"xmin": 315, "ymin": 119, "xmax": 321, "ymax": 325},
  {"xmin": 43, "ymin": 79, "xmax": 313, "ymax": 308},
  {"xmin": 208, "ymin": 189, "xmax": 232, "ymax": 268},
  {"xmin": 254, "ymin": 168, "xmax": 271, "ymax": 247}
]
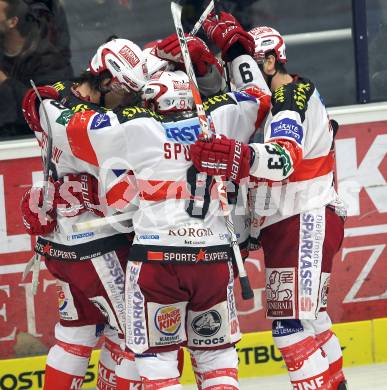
[
  {"xmin": 316, "ymin": 330, "xmax": 346, "ymax": 389},
  {"xmin": 98, "ymin": 336, "xmax": 120, "ymax": 390},
  {"xmin": 43, "ymin": 324, "xmax": 99, "ymax": 390},
  {"xmin": 134, "ymin": 350, "xmax": 182, "ymax": 389},
  {"xmin": 115, "ymin": 351, "xmax": 142, "ymax": 390},
  {"xmin": 279, "ymin": 336, "xmax": 332, "ymax": 390},
  {"xmin": 44, "ymin": 343, "xmax": 92, "ymax": 390},
  {"xmin": 313, "ymin": 312, "xmax": 346, "ymax": 389},
  {"xmin": 189, "ymin": 347, "xmax": 239, "ymax": 389}
]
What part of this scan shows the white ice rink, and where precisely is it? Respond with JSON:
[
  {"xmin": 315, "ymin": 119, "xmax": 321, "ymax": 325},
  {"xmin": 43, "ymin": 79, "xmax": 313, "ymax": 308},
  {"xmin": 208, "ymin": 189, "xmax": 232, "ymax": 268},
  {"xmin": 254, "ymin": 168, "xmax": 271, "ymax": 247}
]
[{"xmin": 183, "ymin": 363, "xmax": 387, "ymax": 389}]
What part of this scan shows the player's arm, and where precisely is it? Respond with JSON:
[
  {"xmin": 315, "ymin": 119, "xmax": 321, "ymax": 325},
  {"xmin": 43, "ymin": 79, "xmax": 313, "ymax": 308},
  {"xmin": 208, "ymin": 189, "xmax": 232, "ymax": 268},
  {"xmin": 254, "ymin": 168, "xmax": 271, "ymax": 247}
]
[
  {"xmin": 202, "ymin": 11, "xmax": 271, "ymax": 95},
  {"xmin": 190, "ymin": 82, "xmax": 311, "ymax": 183},
  {"xmin": 155, "ymin": 33, "xmax": 224, "ymax": 96}
]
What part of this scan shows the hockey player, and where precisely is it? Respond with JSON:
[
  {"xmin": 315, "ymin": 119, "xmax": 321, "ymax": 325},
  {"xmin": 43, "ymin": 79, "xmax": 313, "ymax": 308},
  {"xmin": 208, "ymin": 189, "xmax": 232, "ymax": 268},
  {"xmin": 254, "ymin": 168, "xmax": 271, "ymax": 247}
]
[
  {"xmin": 21, "ymin": 38, "xmax": 147, "ymax": 390},
  {"xmin": 189, "ymin": 12, "xmax": 347, "ymax": 390},
  {"xmin": 40, "ymin": 46, "xmax": 270, "ymax": 386},
  {"xmin": 153, "ymin": 32, "xmax": 271, "ymax": 260}
]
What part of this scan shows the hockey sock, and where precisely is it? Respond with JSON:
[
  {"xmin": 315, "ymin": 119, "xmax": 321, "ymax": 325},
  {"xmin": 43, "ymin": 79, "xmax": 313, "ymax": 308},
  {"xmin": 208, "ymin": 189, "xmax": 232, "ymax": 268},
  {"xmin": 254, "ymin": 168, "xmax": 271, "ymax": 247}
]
[
  {"xmin": 98, "ymin": 336, "xmax": 123, "ymax": 390},
  {"xmin": 140, "ymin": 377, "xmax": 181, "ymax": 389},
  {"xmin": 115, "ymin": 352, "xmax": 142, "ymax": 390},
  {"xmin": 189, "ymin": 348, "xmax": 239, "ymax": 389},
  {"xmin": 279, "ymin": 336, "xmax": 332, "ymax": 389},
  {"xmin": 43, "ymin": 342, "xmax": 92, "ymax": 390},
  {"xmin": 190, "ymin": 352, "xmax": 203, "ymax": 389},
  {"xmin": 316, "ymin": 329, "xmax": 346, "ymax": 389}
]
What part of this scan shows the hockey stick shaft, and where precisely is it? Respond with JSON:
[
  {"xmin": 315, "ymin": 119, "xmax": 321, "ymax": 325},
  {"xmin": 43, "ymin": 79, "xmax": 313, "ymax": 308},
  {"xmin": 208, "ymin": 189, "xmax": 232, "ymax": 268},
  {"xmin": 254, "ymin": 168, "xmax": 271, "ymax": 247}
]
[
  {"xmin": 30, "ymin": 80, "xmax": 53, "ymax": 208},
  {"xmin": 24, "ymin": 80, "xmax": 55, "ymax": 294},
  {"xmin": 213, "ymin": 0, "xmax": 232, "ymax": 92},
  {"xmin": 171, "ymin": 1, "xmax": 254, "ymax": 300},
  {"xmin": 150, "ymin": 0, "xmax": 215, "ymax": 74},
  {"xmin": 73, "ymin": 211, "xmax": 134, "ymax": 232}
]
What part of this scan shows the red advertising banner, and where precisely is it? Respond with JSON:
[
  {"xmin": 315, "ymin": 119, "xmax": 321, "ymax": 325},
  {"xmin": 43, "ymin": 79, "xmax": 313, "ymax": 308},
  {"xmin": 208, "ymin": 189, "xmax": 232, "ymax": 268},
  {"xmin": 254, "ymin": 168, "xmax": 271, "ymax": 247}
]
[{"xmin": 0, "ymin": 121, "xmax": 386, "ymax": 359}]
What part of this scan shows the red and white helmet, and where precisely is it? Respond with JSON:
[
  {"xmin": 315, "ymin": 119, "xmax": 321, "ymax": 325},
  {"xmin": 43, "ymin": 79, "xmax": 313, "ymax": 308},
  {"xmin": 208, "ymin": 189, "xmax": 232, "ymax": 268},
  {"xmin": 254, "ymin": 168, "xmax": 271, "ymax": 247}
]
[
  {"xmin": 89, "ymin": 39, "xmax": 148, "ymax": 93},
  {"xmin": 142, "ymin": 70, "xmax": 194, "ymax": 113},
  {"xmin": 249, "ymin": 26, "xmax": 287, "ymax": 64}
]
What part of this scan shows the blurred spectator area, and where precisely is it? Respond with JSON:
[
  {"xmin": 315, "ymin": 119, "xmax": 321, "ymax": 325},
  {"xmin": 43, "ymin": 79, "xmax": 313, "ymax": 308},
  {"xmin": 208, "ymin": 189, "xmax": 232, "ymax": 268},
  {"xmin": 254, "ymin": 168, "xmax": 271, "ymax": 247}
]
[
  {"xmin": 0, "ymin": 0, "xmax": 73, "ymax": 138},
  {"xmin": 0, "ymin": 0, "xmax": 386, "ymax": 139}
]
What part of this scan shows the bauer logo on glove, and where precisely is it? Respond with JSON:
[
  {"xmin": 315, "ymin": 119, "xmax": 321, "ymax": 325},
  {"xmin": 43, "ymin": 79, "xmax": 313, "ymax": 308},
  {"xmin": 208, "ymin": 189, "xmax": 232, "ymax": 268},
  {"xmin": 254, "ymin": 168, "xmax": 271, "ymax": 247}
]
[{"xmin": 190, "ymin": 134, "xmax": 251, "ymax": 183}]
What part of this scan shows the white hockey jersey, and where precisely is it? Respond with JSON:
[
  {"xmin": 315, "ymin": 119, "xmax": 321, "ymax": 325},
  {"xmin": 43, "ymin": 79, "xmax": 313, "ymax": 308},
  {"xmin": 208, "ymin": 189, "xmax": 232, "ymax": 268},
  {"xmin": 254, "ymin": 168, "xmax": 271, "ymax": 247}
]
[
  {"xmin": 248, "ymin": 76, "xmax": 339, "ymax": 229},
  {"xmin": 33, "ymin": 81, "xmax": 134, "ymax": 259},
  {"xmin": 62, "ymin": 90, "xmax": 269, "ymax": 262}
]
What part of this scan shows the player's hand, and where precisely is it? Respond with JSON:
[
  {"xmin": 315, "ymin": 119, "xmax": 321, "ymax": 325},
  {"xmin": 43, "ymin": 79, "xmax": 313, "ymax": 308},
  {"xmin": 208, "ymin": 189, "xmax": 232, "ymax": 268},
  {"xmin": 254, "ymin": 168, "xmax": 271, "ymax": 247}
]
[
  {"xmin": 202, "ymin": 11, "xmax": 255, "ymax": 61},
  {"xmin": 21, "ymin": 185, "xmax": 57, "ymax": 236},
  {"xmin": 155, "ymin": 34, "xmax": 222, "ymax": 76},
  {"xmin": 190, "ymin": 134, "xmax": 251, "ymax": 183}
]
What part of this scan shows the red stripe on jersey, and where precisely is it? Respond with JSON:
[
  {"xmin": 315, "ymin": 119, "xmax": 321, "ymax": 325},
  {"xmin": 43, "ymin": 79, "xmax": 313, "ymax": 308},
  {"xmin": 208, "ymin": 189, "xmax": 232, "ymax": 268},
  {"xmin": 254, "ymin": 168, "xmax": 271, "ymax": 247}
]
[
  {"xmin": 244, "ymin": 86, "xmax": 271, "ymax": 130},
  {"xmin": 289, "ymin": 151, "xmax": 334, "ymax": 182},
  {"xmin": 147, "ymin": 251, "xmax": 163, "ymax": 261},
  {"xmin": 138, "ymin": 179, "xmax": 192, "ymax": 201},
  {"xmin": 106, "ymin": 172, "xmax": 138, "ymax": 209},
  {"xmin": 66, "ymin": 111, "xmax": 99, "ymax": 166}
]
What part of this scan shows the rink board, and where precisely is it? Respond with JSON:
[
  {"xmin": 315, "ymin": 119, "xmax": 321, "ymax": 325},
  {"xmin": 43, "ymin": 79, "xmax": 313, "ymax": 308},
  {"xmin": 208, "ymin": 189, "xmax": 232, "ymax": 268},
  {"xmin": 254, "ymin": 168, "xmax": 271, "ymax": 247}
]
[{"xmin": 0, "ymin": 318, "xmax": 385, "ymax": 389}]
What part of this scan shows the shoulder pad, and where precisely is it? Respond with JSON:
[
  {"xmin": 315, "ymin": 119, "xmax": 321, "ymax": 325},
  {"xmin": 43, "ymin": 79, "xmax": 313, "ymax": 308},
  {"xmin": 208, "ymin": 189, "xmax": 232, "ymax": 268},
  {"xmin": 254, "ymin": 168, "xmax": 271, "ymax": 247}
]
[
  {"xmin": 203, "ymin": 93, "xmax": 237, "ymax": 113},
  {"xmin": 271, "ymin": 79, "xmax": 315, "ymax": 122},
  {"xmin": 115, "ymin": 106, "xmax": 163, "ymax": 123}
]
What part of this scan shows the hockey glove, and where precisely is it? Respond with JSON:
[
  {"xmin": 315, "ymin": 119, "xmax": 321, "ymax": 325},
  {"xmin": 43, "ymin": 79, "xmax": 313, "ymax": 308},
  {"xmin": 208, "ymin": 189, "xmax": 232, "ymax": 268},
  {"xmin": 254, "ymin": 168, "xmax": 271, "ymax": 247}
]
[
  {"xmin": 190, "ymin": 134, "xmax": 251, "ymax": 183},
  {"xmin": 21, "ymin": 185, "xmax": 57, "ymax": 236},
  {"xmin": 22, "ymin": 86, "xmax": 59, "ymax": 133},
  {"xmin": 155, "ymin": 34, "xmax": 222, "ymax": 76},
  {"xmin": 56, "ymin": 173, "xmax": 106, "ymax": 217},
  {"xmin": 202, "ymin": 11, "xmax": 255, "ymax": 61}
]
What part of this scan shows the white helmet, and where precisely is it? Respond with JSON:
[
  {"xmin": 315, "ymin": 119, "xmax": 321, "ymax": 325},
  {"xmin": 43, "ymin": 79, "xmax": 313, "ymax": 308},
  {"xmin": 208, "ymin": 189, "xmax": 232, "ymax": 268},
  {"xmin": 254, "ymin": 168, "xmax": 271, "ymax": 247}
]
[
  {"xmin": 249, "ymin": 26, "xmax": 287, "ymax": 64},
  {"xmin": 89, "ymin": 39, "xmax": 148, "ymax": 92},
  {"xmin": 143, "ymin": 46, "xmax": 172, "ymax": 78},
  {"xmin": 142, "ymin": 70, "xmax": 194, "ymax": 113}
]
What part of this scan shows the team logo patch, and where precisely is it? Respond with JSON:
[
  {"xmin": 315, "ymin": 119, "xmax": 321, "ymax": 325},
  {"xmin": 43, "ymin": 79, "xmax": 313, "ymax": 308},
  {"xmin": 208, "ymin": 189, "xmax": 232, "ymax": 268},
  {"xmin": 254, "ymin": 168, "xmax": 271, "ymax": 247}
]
[
  {"xmin": 155, "ymin": 306, "xmax": 182, "ymax": 336},
  {"xmin": 56, "ymin": 109, "xmax": 74, "ymax": 126},
  {"xmin": 266, "ymin": 268, "xmax": 295, "ymax": 318},
  {"xmin": 90, "ymin": 113, "xmax": 111, "ymax": 130},
  {"xmin": 191, "ymin": 310, "xmax": 222, "ymax": 337},
  {"xmin": 233, "ymin": 91, "xmax": 257, "ymax": 103},
  {"xmin": 270, "ymin": 118, "xmax": 303, "ymax": 145}
]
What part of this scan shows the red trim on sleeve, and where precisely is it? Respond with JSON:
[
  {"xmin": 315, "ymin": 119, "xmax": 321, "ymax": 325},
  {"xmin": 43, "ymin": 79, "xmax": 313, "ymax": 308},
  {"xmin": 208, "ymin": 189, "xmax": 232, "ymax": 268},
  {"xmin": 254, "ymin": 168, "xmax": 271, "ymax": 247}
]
[
  {"xmin": 289, "ymin": 151, "xmax": 334, "ymax": 182},
  {"xmin": 244, "ymin": 86, "xmax": 271, "ymax": 129},
  {"xmin": 66, "ymin": 111, "xmax": 99, "ymax": 166}
]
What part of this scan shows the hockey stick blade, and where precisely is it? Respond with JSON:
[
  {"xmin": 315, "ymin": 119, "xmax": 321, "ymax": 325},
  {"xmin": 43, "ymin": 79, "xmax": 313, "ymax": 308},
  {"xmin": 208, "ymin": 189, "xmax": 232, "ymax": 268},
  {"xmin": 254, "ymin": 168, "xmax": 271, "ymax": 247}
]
[{"xmin": 240, "ymin": 275, "xmax": 254, "ymax": 300}]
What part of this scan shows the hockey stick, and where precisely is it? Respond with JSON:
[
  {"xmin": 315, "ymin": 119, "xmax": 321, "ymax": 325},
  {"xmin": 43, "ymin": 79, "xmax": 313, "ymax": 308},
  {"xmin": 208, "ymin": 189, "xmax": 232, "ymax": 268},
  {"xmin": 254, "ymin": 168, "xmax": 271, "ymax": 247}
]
[
  {"xmin": 73, "ymin": 211, "xmax": 134, "ymax": 232},
  {"xmin": 149, "ymin": 0, "xmax": 215, "ymax": 75},
  {"xmin": 22, "ymin": 80, "xmax": 54, "ymax": 294},
  {"xmin": 171, "ymin": 0, "xmax": 254, "ymax": 300},
  {"xmin": 213, "ymin": 0, "xmax": 232, "ymax": 92}
]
